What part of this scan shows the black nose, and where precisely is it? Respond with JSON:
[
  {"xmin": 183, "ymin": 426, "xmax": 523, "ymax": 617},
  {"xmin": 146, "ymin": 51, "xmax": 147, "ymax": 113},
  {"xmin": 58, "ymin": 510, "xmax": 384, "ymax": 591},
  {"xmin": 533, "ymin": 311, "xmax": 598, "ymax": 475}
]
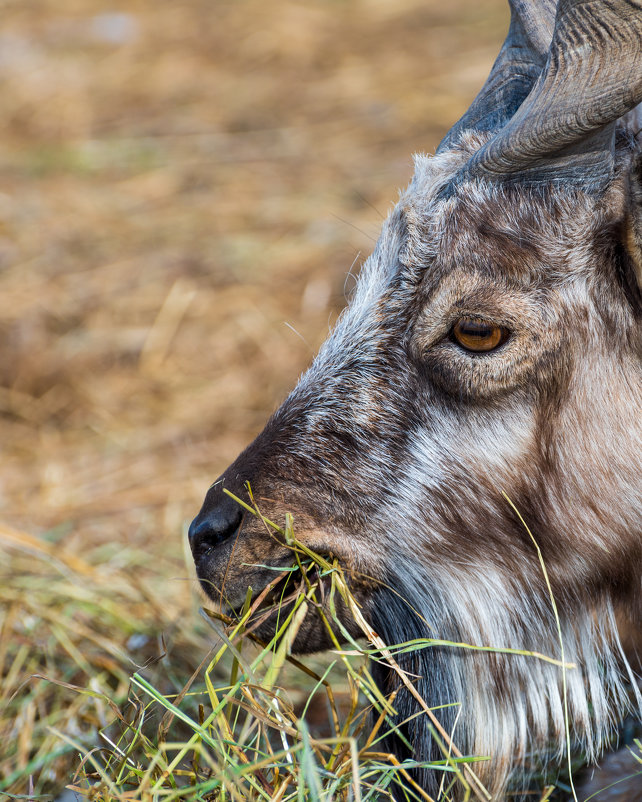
[{"xmin": 188, "ymin": 488, "xmax": 244, "ymax": 560}]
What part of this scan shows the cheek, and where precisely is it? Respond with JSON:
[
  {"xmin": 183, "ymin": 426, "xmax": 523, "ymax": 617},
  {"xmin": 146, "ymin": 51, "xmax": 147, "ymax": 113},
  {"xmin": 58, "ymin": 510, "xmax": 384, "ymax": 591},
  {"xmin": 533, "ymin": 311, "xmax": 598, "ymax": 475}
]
[
  {"xmin": 455, "ymin": 411, "xmax": 535, "ymax": 480},
  {"xmin": 429, "ymin": 405, "xmax": 534, "ymax": 480},
  {"xmin": 384, "ymin": 406, "xmax": 536, "ymax": 526}
]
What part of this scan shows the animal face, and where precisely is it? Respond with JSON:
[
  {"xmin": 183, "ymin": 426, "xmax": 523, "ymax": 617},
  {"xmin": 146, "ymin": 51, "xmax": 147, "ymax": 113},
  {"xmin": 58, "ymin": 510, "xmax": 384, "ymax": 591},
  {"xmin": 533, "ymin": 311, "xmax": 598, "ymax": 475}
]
[
  {"xmin": 192, "ymin": 139, "xmax": 641, "ymax": 625},
  {"xmin": 189, "ymin": 0, "xmax": 642, "ymax": 796}
]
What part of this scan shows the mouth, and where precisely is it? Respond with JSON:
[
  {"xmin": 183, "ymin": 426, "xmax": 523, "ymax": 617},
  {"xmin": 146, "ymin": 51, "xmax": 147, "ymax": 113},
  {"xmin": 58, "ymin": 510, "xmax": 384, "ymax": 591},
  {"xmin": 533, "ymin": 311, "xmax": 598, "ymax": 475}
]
[
  {"xmin": 196, "ymin": 541, "xmax": 336, "ymax": 625},
  {"xmin": 195, "ymin": 539, "xmax": 306, "ymax": 611},
  {"xmin": 194, "ymin": 529, "xmax": 377, "ymax": 656}
]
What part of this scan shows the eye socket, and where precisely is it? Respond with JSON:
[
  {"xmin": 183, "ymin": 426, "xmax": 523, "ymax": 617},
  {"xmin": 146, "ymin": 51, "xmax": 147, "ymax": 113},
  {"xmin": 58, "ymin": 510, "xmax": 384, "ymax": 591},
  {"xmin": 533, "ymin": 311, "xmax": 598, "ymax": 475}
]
[{"xmin": 451, "ymin": 317, "xmax": 509, "ymax": 353}]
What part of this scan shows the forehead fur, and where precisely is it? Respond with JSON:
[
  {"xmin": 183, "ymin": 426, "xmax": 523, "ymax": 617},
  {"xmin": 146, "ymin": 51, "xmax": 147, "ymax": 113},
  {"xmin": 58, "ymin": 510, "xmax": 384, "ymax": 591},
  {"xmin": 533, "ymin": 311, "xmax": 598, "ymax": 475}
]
[{"xmin": 399, "ymin": 130, "xmax": 630, "ymax": 287}]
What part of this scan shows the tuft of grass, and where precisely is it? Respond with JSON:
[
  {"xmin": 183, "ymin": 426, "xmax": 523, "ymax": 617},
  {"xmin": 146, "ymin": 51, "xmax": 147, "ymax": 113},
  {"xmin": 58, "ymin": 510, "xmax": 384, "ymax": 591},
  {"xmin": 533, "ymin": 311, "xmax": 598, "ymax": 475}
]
[{"xmin": 46, "ymin": 499, "xmax": 490, "ymax": 802}]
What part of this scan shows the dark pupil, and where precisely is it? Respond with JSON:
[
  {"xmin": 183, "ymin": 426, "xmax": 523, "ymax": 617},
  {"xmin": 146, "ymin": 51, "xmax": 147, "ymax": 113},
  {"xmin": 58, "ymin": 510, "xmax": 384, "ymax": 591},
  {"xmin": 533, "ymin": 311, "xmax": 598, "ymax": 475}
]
[{"xmin": 459, "ymin": 321, "xmax": 493, "ymax": 338}]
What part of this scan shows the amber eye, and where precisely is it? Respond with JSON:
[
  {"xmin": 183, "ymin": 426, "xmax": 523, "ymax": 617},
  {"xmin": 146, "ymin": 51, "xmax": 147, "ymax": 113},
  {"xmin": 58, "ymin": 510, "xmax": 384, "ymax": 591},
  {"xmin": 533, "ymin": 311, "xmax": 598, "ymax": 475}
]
[{"xmin": 451, "ymin": 317, "xmax": 508, "ymax": 352}]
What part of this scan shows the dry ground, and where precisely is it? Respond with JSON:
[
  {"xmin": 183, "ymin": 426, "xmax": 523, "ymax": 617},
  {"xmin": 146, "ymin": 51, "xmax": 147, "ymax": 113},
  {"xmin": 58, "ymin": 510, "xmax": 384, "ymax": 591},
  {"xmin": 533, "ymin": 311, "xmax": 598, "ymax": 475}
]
[{"xmin": 0, "ymin": 0, "xmax": 506, "ymax": 794}]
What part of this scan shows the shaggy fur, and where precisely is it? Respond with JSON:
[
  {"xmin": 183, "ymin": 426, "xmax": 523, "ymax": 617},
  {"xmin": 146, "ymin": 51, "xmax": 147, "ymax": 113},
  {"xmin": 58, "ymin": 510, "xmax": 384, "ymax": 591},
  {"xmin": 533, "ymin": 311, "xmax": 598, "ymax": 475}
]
[{"xmin": 190, "ymin": 5, "xmax": 642, "ymax": 799}]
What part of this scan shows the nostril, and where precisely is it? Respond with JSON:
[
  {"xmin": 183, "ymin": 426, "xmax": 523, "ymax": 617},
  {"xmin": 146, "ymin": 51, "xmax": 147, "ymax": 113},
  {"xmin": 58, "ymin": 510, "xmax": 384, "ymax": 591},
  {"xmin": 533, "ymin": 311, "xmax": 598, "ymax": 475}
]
[{"xmin": 188, "ymin": 498, "xmax": 243, "ymax": 558}]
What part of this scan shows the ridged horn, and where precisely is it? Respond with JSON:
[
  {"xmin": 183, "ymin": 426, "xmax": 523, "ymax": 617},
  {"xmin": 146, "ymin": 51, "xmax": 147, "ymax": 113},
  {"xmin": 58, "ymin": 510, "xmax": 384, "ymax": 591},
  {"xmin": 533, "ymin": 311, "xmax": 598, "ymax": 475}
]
[
  {"xmin": 464, "ymin": 0, "xmax": 642, "ymax": 191},
  {"xmin": 437, "ymin": 0, "xmax": 556, "ymax": 153}
]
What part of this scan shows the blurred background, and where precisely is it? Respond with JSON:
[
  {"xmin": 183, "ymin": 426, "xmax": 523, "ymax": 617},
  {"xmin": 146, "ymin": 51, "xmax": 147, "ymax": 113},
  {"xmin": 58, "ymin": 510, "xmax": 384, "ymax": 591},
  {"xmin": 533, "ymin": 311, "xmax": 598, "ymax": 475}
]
[{"xmin": 0, "ymin": 0, "xmax": 505, "ymax": 794}]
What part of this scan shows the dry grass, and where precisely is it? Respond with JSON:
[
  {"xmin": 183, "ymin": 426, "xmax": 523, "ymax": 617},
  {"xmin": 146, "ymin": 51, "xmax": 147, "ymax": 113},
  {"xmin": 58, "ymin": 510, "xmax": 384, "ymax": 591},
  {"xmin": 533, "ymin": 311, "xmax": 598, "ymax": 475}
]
[
  {"xmin": 37, "ymin": 503, "xmax": 493, "ymax": 802},
  {"xmin": 0, "ymin": 0, "xmax": 508, "ymax": 797}
]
